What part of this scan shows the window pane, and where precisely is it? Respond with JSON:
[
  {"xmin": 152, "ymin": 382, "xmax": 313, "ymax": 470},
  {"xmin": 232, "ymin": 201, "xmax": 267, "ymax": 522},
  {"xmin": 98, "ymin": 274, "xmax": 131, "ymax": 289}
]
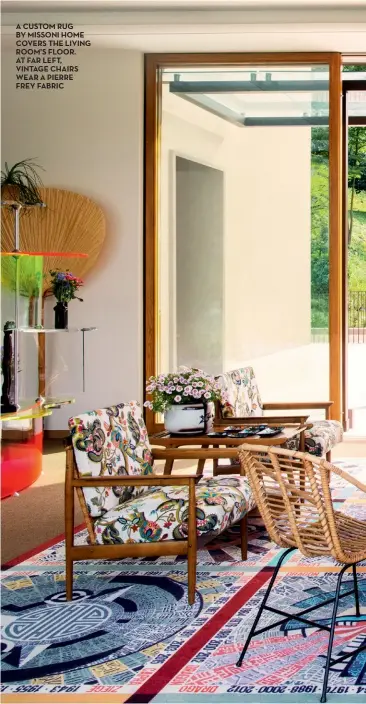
[{"xmin": 157, "ymin": 64, "xmax": 330, "ymax": 405}]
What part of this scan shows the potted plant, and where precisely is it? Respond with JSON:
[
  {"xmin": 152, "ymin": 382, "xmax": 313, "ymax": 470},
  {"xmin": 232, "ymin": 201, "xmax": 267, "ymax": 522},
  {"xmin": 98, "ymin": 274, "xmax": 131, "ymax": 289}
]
[
  {"xmin": 1, "ymin": 159, "xmax": 44, "ymax": 205},
  {"xmin": 144, "ymin": 366, "xmax": 227, "ymax": 435},
  {"xmin": 49, "ymin": 269, "xmax": 84, "ymax": 329}
]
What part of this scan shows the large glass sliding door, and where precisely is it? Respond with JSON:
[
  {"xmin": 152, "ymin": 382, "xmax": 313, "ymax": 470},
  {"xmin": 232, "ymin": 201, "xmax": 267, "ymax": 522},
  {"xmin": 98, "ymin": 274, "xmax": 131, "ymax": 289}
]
[
  {"xmin": 342, "ymin": 72, "xmax": 366, "ymax": 434},
  {"xmin": 145, "ymin": 54, "xmax": 342, "ymax": 432}
]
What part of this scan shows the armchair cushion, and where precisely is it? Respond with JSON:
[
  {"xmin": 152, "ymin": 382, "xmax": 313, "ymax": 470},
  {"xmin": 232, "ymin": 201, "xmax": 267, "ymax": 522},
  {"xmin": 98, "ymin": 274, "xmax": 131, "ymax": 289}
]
[
  {"xmin": 216, "ymin": 367, "xmax": 263, "ymax": 417},
  {"xmin": 304, "ymin": 420, "xmax": 343, "ymax": 456},
  {"xmin": 68, "ymin": 401, "xmax": 153, "ymax": 518},
  {"xmin": 93, "ymin": 475, "xmax": 255, "ymax": 545}
]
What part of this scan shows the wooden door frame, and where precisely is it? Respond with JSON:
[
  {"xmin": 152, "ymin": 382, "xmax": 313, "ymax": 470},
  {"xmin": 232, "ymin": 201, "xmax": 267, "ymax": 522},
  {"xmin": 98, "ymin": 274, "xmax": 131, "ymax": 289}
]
[
  {"xmin": 342, "ymin": 84, "xmax": 349, "ymax": 431},
  {"xmin": 341, "ymin": 78, "xmax": 366, "ymax": 430},
  {"xmin": 144, "ymin": 53, "xmax": 342, "ymax": 433}
]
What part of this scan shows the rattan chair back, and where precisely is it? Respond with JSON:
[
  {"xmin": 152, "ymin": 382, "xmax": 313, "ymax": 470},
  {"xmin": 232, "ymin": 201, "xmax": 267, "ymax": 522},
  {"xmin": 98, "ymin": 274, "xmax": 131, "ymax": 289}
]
[{"xmin": 239, "ymin": 444, "xmax": 366, "ymax": 564}]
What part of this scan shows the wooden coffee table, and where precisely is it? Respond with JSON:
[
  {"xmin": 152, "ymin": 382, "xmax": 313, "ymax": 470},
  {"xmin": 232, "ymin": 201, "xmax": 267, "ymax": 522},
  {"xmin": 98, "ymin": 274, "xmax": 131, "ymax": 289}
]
[{"xmin": 151, "ymin": 421, "xmax": 309, "ymax": 476}]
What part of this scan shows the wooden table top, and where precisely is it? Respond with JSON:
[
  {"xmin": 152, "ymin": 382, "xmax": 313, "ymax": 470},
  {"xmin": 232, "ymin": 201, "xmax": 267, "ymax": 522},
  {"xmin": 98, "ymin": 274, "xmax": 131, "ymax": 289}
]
[{"xmin": 151, "ymin": 423, "xmax": 305, "ymax": 447}]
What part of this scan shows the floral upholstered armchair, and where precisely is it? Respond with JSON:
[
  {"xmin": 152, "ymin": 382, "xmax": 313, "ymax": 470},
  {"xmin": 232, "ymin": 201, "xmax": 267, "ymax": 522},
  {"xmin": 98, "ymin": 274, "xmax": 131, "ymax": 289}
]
[
  {"xmin": 65, "ymin": 401, "xmax": 255, "ymax": 604},
  {"xmin": 215, "ymin": 367, "xmax": 343, "ymax": 460}
]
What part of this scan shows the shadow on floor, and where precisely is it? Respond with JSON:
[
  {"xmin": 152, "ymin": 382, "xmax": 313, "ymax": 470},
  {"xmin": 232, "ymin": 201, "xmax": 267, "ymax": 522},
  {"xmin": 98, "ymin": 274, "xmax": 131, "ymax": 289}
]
[{"xmin": 1, "ymin": 475, "xmax": 83, "ymax": 566}]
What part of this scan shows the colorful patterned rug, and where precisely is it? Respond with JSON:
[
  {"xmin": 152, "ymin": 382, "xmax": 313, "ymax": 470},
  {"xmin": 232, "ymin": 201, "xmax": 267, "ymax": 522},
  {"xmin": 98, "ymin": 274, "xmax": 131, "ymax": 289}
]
[{"xmin": 1, "ymin": 459, "xmax": 365, "ymax": 703}]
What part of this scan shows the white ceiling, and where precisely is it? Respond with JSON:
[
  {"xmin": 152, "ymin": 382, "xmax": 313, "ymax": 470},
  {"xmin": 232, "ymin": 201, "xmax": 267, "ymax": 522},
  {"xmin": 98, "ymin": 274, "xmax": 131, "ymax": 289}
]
[
  {"xmin": 3, "ymin": 24, "xmax": 366, "ymax": 52},
  {"xmin": 3, "ymin": 1, "xmax": 366, "ymax": 8},
  {"xmin": 3, "ymin": 1, "xmax": 366, "ymax": 19},
  {"xmin": 3, "ymin": 0, "xmax": 366, "ymax": 52}
]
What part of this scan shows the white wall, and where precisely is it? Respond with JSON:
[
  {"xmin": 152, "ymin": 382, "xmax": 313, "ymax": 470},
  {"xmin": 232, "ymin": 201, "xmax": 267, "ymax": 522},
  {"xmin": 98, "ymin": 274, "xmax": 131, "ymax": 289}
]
[
  {"xmin": 222, "ymin": 126, "xmax": 312, "ymax": 366},
  {"xmin": 1, "ymin": 47, "xmax": 144, "ymax": 429},
  {"xmin": 159, "ymin": 89, "xmax": 312, "ymax": 388}
]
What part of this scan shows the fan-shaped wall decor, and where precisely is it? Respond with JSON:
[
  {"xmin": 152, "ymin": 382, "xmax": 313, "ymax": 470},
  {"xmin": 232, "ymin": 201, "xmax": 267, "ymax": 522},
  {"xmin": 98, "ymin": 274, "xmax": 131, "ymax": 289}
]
[
  {"xmin": 1, "ymin": 188, "xmax": 106, "ymax": 400},
  {"xmin": 1, "ymin": 188, "xmax": 106, "ymax": 291}
]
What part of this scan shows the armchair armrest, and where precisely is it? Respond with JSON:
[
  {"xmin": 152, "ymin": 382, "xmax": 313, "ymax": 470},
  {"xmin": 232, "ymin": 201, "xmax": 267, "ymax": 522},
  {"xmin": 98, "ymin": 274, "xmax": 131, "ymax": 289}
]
[
  {"xmin": 263, "ymin": 401, "xmax": 333, "ymax": 420},
  {"xmin": 71, "ymin": 473, "xmax": 200, "ymax": 488},
  {"xmin": 65, "ymin": 444, "xmax": 200, "ymax": 487},
  {"xmin": 263, "ymin": 402, "xmax": 333, "ymax": 410}
]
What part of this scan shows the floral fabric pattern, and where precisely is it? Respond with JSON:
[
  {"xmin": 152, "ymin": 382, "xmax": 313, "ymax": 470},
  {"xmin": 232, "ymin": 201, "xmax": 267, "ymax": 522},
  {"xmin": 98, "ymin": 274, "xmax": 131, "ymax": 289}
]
[
  {"xmin": 216, "ymin": 367, "xmax": 263, "ymax": 418},
  {"xmin": 68, "ymin": 402, "xmax": 153, "ymax": 518},
  {"xmin": 304, "ymin": 420, "xmax": 343, "ymax": 456},
  {"xmin": 93, "ymin": 476, "xmax": 255, "ymax": 545}
]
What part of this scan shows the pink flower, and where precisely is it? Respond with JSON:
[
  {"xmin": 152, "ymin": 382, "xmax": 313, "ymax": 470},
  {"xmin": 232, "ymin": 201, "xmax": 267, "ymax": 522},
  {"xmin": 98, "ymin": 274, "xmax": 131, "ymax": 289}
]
[{"xmin": 174, "ymin": 395, "xmax": 182, "ymax": 402}]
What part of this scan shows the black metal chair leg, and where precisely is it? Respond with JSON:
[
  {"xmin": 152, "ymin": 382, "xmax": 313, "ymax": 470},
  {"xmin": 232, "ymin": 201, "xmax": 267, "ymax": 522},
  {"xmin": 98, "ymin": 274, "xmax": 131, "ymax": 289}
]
[
  {"xmin": 352, "ymin": 564, "xmax": 360, "ymax": 617},
  {"xmin": 236, "ymin": 547, "xmax": 295, "ymax": 667},
  {"xmin": 320, "ymin": 563, "xmax": 349, "ymax": 704}
]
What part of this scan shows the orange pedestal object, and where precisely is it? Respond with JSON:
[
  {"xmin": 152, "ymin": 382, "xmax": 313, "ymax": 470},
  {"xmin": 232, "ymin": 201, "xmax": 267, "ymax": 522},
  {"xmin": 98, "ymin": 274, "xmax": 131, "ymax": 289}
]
[{"xmin": 1, "ymin": 419, "xmax": 43, "ymax": 499}]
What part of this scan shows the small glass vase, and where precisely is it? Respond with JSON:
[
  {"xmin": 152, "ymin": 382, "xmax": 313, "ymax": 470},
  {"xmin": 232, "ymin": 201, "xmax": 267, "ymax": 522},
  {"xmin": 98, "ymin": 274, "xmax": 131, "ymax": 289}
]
[{"xmin": 54, "ymin": 301, "xmax": 68, "ymax": 329}]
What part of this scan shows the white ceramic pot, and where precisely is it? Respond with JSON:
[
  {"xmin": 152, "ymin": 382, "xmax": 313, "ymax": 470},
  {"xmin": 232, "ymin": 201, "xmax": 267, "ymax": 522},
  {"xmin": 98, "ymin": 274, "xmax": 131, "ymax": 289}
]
[{"xmin": 164, "ymin": 402, "xmax": 214, "ymax": 436}]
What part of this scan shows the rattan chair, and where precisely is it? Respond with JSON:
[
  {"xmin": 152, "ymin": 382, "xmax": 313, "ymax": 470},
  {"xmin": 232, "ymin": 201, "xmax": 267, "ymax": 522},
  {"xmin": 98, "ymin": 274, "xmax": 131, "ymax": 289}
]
[{"xmin": 237, "ymin": 443, "xmax": 366, "ymax": 704}]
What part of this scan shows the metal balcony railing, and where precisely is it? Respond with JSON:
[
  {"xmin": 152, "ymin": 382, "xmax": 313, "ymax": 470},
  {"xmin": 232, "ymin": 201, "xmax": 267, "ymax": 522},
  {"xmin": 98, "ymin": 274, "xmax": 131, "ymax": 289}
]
[
  {"xmin": 348, "ymin": 290, "xmax": 366, "ymax": 343},
  {"xmin": 311, "ymin": 290, "xmax": 366, "ymax": 343}
]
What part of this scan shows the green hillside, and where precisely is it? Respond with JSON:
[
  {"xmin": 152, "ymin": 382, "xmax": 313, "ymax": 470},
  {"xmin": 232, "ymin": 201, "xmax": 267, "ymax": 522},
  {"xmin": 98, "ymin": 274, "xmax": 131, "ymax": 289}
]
[{"xmin": 311, "ymin": 131, "xmax": 366, "ymax": 328}]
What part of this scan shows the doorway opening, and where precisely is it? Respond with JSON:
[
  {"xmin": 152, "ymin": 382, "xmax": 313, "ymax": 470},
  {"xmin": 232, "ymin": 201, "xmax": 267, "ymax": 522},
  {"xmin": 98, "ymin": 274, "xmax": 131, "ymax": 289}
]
[
  {"xmin": 145, "ymin": 53, "xmax": 343, "ymax": 434},
  {"xmin": 174, "ymin": 156, "xmax": 224, "ymax": 375}
]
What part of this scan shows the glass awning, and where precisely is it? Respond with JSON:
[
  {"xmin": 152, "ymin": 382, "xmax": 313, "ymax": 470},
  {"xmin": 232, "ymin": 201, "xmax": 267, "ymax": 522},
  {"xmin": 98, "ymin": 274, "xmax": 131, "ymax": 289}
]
[{"xmin": 163, "ymin": 67, "xmax": 366, "ymax": 127}]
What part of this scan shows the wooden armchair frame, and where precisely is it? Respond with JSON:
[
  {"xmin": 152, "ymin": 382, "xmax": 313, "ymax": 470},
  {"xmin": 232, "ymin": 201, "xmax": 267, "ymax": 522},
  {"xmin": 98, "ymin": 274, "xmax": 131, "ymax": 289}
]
[{"xmin": 65, "ymin": 442, "xmax": 247, "ymax": 605}]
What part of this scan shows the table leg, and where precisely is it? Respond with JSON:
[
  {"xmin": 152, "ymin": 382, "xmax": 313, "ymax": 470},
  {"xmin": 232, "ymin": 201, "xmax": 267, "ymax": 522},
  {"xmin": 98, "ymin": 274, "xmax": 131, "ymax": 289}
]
[
  {"xmin": 240, "ymin": 514, "xmax": 248, "ymax": 560},
  {"xmin": 299, "ymin": 417, "xmax": 306, "ymax": 453},
  {"xmin": 197, "ymin": 459, "xmax": 205, "ymax": 476},
  {"xmin": 162, "ymin": 443, "xmax": 179, "ymax": 475},
  {"xmin": 162, "ymin": 443, "xmax": 209, "ymax": 476},
  {"xmin": 213, "ymin": 443, "xmax": 240, "ymax": 476},
  {"xmin": 163, "ymin": 459, "xmax": 174, "ymax": 475},
  {"xmin": 197, "ymin": 443, "xmax": 210, "ymax": 477},
  {"xmin": 298, "ymin": 420, "xmax": 308, "ymax": 512},
  {"xmin": 212, "ymin": 458, "xmax": 219, "ymax": 476}
]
